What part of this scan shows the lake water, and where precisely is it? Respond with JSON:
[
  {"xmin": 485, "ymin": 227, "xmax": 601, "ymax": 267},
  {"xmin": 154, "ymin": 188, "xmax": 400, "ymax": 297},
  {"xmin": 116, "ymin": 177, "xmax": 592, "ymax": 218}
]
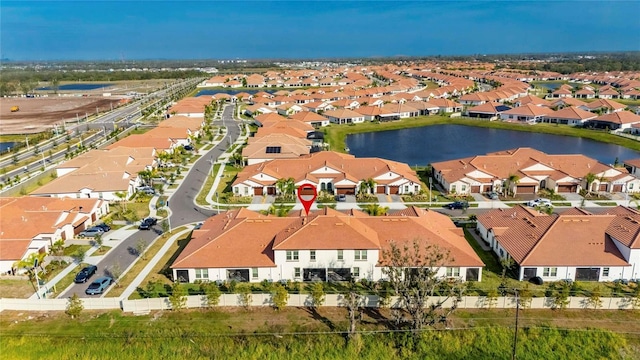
[
  {"xmin": 37, "ymin": 83, "xmax": 113, "ymax": 91},
  {"xmin": 196, "ymin": 89, "xmax": 274, "ymax": 97},
  {"xmin": 0, "ymin": 142, "xmax": 15, "ymax": 153},
  {"xmin": 346, "ymin": 124, "xmax": 640, "ymax": 166}
]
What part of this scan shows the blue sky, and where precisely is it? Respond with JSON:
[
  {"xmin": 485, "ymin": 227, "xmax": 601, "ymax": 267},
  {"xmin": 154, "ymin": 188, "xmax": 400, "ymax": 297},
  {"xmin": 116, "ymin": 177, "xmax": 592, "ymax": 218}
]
[{"xmin": 1, "ymin": 1, "xmax": 639, "ymax": 61}]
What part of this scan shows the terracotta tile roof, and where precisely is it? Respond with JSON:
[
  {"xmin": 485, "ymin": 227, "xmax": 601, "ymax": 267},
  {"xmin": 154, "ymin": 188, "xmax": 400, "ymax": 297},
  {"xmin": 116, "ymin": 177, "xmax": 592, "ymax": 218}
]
[
  {"xmin": 323, "ymin": 109, "xmax": 364, "ymax": 119},
  {"xmin": 478, "ymin": 205, "xmax": 630, "ymax": 266},
  {"xmin": 592, "ymin": 111, "xmax": 640, "ymax": 125},
  {"xmin": 501, "ymin": 103, "xmax": 551, "ymax": 117},
  {"xmin": 172, "ymin": 206, "xmax": 483, "ymax": 269},
  {"xmin": 468, "ymin": 102, "xmax": 511, "ymax": 114},
  {"xmin": 584, "ymin": 99, "xmax": 627, "ymax": 111},
  {"xmin": 289, "ymin": 111, "xmax": 328, "ymax": 123},
  {"xmin": 546, "ymin": 106, "xmax": 597, "ymax": 120},
  {"xmin": 552, "ymin": 98, "xmax": 587, "ymax": 107}
]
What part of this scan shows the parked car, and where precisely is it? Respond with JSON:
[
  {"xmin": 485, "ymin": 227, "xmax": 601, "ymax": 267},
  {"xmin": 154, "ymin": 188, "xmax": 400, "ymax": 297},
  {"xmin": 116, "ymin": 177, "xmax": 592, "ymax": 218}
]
[
  {"xmin": 444, "ymin": 201, "xmax": 469, "ymax": 210},
  {"xmin": 137, "ymin": 186, "xmax": 156, "ymax": 195},
  {"xmin": 194, "ymin": 222, "xmax": 203, "ymax": 230},
  {"xmin": 85, "ymin": 276, "xmax": 113, "ymax": 295},
  {"xmin": 78, "ymin": 228, "xmax": 104, "ymax": 238},
  {"xmin": 527, "ymin": 198, "xmax": 552, "ymax": 207},
  {"xmin": 93, "ymin": 223, "xmax": 111, "ymax": 232},
  {"xmin": 485, "ymin": 191, "xmax": 499, "ymax": 200},
  {"xmin": 528, "ymin": 276, "xmax": 544, "ymax": 285},
  {"xmin": 336, "ymin": 194, "xmax": 347, "ymax": 202},
  {"xmin": 138, "ymin": 217, "xmax": 158, "ymax": 230},
  {"xmin": 184, "ymin": 144, "xmax": 194, "ymax": 151},
  {"xmin": 74, "ymin": 265, "xmax": 98, "ymax": 284}
]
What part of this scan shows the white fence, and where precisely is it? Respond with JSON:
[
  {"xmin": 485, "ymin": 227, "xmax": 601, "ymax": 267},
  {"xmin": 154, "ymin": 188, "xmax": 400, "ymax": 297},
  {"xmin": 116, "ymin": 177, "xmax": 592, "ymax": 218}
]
[{"xmin": 1, "ymin": 295, "xmax": 636, "ymax": 313}]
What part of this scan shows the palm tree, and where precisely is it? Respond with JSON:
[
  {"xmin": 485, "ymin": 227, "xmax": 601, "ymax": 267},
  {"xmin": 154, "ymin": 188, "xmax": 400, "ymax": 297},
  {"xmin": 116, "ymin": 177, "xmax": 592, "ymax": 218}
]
[
  {"xmin": 13, "ymin": 252, "xmax": 46, "ymax": 286},
  {"xmin": 359, "ymin": 178, "xmax": 376, "ymax": 195},
  {"xmin": 284, "ymin": 178, "xmax": 296, "ymax": 197},
  {"xmin": 114, "ymin": 191, "xmax": 128, "ymax": 211},
  {"xmin": 363, "ymin": 203, "xmax": 388, "ymax": 216},
  {"xmin": 506, "ymin": 174, "xmax": 520, "ymax": 198},
  {"xmin": 584, "ymin": 172, "xmax": 597, "ymax": 195},
  {"xmin": 275, "ymin": 178, "xmax": 288, "ymax": 196}
]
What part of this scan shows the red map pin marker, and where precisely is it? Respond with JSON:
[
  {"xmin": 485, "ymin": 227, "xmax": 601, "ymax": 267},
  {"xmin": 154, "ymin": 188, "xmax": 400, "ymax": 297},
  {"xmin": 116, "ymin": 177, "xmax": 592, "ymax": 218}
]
[{"xmin": 297, "ymin": 183, "xmax": 317, "ymax": 216}]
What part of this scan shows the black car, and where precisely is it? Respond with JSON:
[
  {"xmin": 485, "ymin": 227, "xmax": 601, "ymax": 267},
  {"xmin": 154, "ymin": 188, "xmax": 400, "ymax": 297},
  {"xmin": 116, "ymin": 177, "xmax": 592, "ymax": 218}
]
[
  {"xmin": 184, "ymin": 144, "xmax": 194, "ymax": 151},
  {"xmin": 93, "ymin": 223, "xmax": 111, "ymax": 232},
  {"xmin": 138, "ymin": 217, "xmax": 157, "ymax": 230},
  {"xmin": 74, "ymin": 265, "xmax": 98, "ymax": 284},
  {"xmin": 444, "ymin": 201, "xmax": 469, "ymax": 210}
]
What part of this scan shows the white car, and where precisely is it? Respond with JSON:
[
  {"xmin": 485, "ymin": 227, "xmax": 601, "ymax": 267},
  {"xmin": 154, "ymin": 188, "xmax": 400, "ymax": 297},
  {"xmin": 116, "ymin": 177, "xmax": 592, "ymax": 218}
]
[{"xmin": 527, "ymin": 198, "xmax": 552, "ymax": 207}]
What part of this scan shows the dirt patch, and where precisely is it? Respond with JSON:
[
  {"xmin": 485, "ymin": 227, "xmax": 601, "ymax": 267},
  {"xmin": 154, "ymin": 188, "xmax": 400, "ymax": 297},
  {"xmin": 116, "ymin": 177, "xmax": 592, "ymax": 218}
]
[{"xmin": 0, "ymin": 97, "xmax": 122, "ymax": 135}]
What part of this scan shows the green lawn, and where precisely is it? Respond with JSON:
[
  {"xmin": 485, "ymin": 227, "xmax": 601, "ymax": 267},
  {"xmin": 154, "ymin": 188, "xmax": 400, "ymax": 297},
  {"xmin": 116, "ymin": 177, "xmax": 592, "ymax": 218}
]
[{"xmin": 324, "ymin": 116, "xmax": 640, "ymax": 156}]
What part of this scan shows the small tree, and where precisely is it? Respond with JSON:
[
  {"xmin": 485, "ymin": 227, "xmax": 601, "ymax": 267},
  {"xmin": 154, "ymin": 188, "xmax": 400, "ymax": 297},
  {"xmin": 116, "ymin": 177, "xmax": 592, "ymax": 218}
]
[
  {"xmin": 72, "ymin": 248, "xmax": 86, "ymax": 264},
  {"xmin": 271, "ymin": 283, "xmax": 289, "ymax": 311},
  {"xmin": 161, "ymin": 220, "xmax": 170, "ymax": 234},
  {"xmin": 485, "ymin": 289, "xmax": 498, "ymax": 309},
  {"xmin": 552, "ymin": 284, "xmax": 570, "ymax": 310},
  {"xmin": 310, "ymin": 282, "xmax": 326, "ymax": 309},
  {"xmin": 94, "ymin": 233, "xmax": 103, "ymax": 252},
  {"xmin": 136, "ymin": 239, "xmax": 147, "ymax": 259},
  {"xmin": 201, "ymin": 282, "xmax": 222, "ymax": 308},
  {"xmin": 65, "ymin": 293, "xmax": 84, "ymax": 318},
  {"xmin": 342, "ymin": 281, "xmax": 363, "ymax": 341},
  {"xmin": 169, "ymin": 281, "xmax": 187, "ymax": 311},
  {"xmin": 236, "ymin": 283, "xmax": 252, "ymax": 309},
  {"xmin": 108, "ymin": 262, "xmax": 122, "ymax": 287},
  {"xmin": 518, "ymin": 284, "xmax": 533, "ymax": 309},
  {"xmin": 586, "ymin": 286, "xmax": 603, "ymax": 310}
]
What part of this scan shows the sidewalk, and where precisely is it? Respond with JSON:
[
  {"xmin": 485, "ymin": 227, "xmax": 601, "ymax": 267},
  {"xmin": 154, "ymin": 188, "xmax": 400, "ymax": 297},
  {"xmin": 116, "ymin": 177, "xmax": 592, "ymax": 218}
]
[
  {"xmin": 30, "ymin": 225, "xmax": 139, "ymax": 299},
  {"xmin": 204, "ymin": 123, "xmax": 251, "ymax": 207},
  {"xmin": 118, "ymin": 227, "xmax": 193, "ymax": 300}
]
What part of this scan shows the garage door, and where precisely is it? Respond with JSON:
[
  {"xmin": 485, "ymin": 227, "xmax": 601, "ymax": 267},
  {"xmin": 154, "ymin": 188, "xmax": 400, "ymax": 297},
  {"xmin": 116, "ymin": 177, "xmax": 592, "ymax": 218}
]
[
  {"xmin": 471, "ymin": 186, "xmax": 481, "ymax": 193},
  {"xmin": 613, "ymin": 184, "xmax": 623, "ymax": 192},
  {"xmin": 336, "ymin": 188, "xmax": 355, "ymax": 195},
  {"xmin": 376, "ymin": 185, "xmax": 386, "ymax": 194},
  {"xmin": 557, "ymin": 185, "xmax": 576, "ymax": 193},
  {"xmin": 517, "ymin": 185, "xmax": 536, "ymax": 194},
  {"xmin": 389, "ymin": 186, "xmax": 400, "ymax": 194},
  {"xmin": 253, "ymin": 187, "xmax": 263, "ymax": 195},
  {"xmin": 299, "ymin": 187, "xmax": 316, "ymax": 196},
  {"xmin": 599, "ymin": 183, "xmax": 608, "ymax": 192}
]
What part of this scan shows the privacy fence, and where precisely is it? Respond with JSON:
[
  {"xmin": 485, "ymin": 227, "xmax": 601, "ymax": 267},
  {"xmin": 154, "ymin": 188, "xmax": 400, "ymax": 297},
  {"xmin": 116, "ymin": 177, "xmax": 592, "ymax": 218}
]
[{"xmin": 1, "ymin": 294, "xmax": 637, "ymax": 313}]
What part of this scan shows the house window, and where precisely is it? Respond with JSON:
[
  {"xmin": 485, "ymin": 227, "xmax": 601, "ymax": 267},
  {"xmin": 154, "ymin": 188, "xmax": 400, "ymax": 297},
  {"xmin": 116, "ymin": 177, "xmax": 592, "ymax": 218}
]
[
  {"xmin": 354, "ymin": 250, "xmax": 367, "ymax": 261},
  {"xmin": 352, "ymin": 267, "xmax": 360, "ymax": 278},
  {"xmin": 446, "ymin": 267, "xmax": 460, "ymax": 277},
  {"xmin": 461, "ymin": 185, "xmax": 466, "ymax": 192},
  {"xmin": 451, "ymin": 185, "xmax": 456, "ymax": 192},
  {"xmin": 286, "ymin": 250, "xmax": 299, "ymax": 261},
  {"xmin": 404, "ymin": 185, "xmax": 409, "ymax": 192},
  {"xmin": 603, "ymin": 267, "xmax": 610, "ymax": 277},
  {"xmin": 252, "ymin": 268, "xmax": 258, "ymax": 279},
  {"xmin": 630, "ymin": 184, "xmax": 634, "ymax": 190},
  {"xmin": 337, "ymin": 250, "xmax": 344, "ymax": 261},
  {"xmin": 543, "ymin": 267, "xmax": 558, "ymax": 277},
  {"xmin": 310, "ymin": 250, "xmax": 316, "ymax": 262},
  {"xmin": 294, "ymin": 267, "xmax": 301, "ymax": 279},
  {"xmin": 195, "ymin": 269, "xmax": 209, "ymax": 279}
]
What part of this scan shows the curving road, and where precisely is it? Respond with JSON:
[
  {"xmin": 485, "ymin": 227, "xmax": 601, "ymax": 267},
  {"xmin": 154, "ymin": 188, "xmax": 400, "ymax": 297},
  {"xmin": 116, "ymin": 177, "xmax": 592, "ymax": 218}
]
[{"xmin": 61, "ymin": 104, "xmax": 241, "ymax": 298}]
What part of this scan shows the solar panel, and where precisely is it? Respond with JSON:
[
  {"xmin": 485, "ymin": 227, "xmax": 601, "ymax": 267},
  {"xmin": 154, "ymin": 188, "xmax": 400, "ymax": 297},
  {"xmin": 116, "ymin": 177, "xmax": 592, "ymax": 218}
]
[{"xmin": 266, "ymin": 146, "xmax": 282, "ymax": 154}]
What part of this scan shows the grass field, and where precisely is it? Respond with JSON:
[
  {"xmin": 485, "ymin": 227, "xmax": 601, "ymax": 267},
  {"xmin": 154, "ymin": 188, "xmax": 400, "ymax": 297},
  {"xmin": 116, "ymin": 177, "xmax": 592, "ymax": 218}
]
[
  {"xmin": 1, "ymin": 307, "xmax": 638, "ymax": 359},
  {"xmin": 324, "ymin": 116, "xmax": 640, "ymax": 156}
]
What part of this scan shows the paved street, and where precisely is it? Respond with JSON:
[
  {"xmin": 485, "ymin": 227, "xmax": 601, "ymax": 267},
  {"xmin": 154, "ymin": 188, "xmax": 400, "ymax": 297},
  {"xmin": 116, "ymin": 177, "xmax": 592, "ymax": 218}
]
[{"xmin": 59, "ymin": 103, "xmax": 241, "ymax": 298}]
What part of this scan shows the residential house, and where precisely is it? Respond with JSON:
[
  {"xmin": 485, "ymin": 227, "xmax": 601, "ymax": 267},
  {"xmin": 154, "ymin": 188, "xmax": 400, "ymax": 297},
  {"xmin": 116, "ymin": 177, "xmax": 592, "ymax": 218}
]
[
  {"xmin": 551, "ymin": 98, "xmax": 587, "ymax": 109},
  {"xmin": 0, "ymin": 197, "xmax": 109, "ymax": 273},
  {"xmin": 289, "ymin": 111, "xmax": 330, "ymax": 128},
  {"xmin": 426, "ymin": 98, "xmax": 463, "ymax": 113},
  {"xmin": 477, "ymin": 205, "xmax": 640, "ymax": 282},
  {"xmin": 431, "ymin": 147, "xmax": 635, "ymax": 195},
  {"xmin": 323, "ymin": 109, "xmax": 366, "ymax": 125},
  {"xmin": 31, "ymin": 147, "xmax": 156, "ymax": 201},
  {"xmin": 466, "ymin": 102, "xmax": 512, "ymax": 119},
  {"xmin": 540, "ymin": 106, "xmax": 597, "ymax": 126},
  {"xmin": 580, "ymin": 99, "xmax": 627, "ymax": 114},
  {"xmin": 242, "ymin": 133, "xmax": 312, "ymax": 165},
  {"xmin": 232, "ymin": 151, "xmax": 422, "ymax": 196},
  {"xmin": 499, "ymin": 103, "xmax": 551, "ymax": 123},
  {"xmin": 170, "ymin": 206, "xmax": 484, "ymax": 283},
  {"xmin": 585, "ymin": 111, "xmax": 640, "ymax": 131}
]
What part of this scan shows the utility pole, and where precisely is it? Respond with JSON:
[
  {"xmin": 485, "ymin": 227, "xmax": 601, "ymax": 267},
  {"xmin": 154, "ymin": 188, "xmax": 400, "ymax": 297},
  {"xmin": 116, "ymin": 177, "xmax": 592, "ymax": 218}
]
[{"xmin": 512, "ymin": 289, "xmax": 520, "ymax": 360}]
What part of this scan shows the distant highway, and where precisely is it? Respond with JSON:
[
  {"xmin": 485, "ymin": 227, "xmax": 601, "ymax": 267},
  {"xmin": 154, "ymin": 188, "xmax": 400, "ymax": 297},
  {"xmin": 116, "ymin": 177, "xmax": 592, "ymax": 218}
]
[{"xmin": 0, "ymin": 78, "xmax": 202, "ymax": 189}]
